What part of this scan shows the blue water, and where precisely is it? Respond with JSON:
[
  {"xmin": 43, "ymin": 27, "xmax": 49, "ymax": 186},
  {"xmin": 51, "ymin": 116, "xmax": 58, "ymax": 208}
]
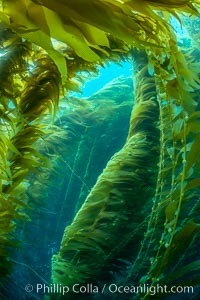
[{"xmin": 76, "ymin": 61, "xmax": 133, "ymax": 98}]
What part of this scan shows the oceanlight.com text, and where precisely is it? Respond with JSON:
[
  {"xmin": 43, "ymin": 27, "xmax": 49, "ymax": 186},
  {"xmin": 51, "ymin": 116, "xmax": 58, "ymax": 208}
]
[{"xmin": 25, "ymin": 283, "xmax": 194, "ymax": 296}]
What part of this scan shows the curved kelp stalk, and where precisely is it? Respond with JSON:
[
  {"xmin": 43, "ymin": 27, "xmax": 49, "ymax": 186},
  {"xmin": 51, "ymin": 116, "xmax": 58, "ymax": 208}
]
[{"xmin": 51, "ymin": 53, "xmax": 160, "ymax": 299}]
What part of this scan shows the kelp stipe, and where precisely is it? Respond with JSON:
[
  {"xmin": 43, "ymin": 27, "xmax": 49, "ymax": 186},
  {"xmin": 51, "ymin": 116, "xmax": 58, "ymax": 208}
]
[
  {"xmin": 121, "ymin": 31, "xmax": 200, "ymax": 300},
  {"xmin": 51, "ymin": 52, "xmax": 160, "ymax": 298}
]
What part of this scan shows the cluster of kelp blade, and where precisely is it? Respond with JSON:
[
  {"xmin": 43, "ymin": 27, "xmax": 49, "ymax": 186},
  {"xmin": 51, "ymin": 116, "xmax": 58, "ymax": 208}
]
[
  {"xmin": 0, "ymin": 0, "xmax": 200, "ymax": 299},
  {"xmin": 0, "ymin": 27, "xmax": 62, "ymax": 287}
]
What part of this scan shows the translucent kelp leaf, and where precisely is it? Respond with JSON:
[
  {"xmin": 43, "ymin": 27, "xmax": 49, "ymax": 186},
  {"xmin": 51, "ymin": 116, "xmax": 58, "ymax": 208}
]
[
  {"xmin": 22, "ymin": 29, "xmax": 67, "ymax": 84},
  {"xmin": 43, "ymin": 7, "xmax": 100, "ymax": 62},
  {"xmin": 0, "ymin": 135, "xmax": 21, "ymax": 156},
  {"xmin": 11, "ymin": 126, "xmax": 45, "ymax": 146},
  {"xmin": 0, "ymin": 145, "xmax": 7, "ymax": 166},
  {"xmin": 186, "ymin": 111, "xmax": 200, "ymax": 133},
  {"xmin": 185, "ymin": 178, "xmax": 200, "ymax": 191},
  {"xmin": 173, "ymin": 118, "xmax": 184, "ymax": 136},
  {"xmin": 186, "ymin": 121, "xmax": 200, "ymax": 134},
  {"xmin": 0, "ymin": 211, "xmax": 12, "ymax": 217},
  {"xmin": 152, "ymin": 221, "xmax": 200, "ymax": 278},
  {"xmin": 165, "ymin": 201, "xmax": 178, "ymax": 221},
  {"xmin": 187, "ymin": 110, "xmax": 200, "ymax": 122},
  {"xmin": 2, "ymin": 0, "xmax": 67, "ymax": 83},
  {"xmin": 166, "ymin": 79, "xmax": 180, "ymax": 98},
  {"xmin": 26, "ymin": 1, "xmax": 49, "ymax": 34},
  {"xmin": 186, "ymin": 134, "xmax": 200, "ymax": 172},
  {"xmin": 73, "ymin": 21, "xmax": 110, "ymax": 48},
  {"xmin": 11, "ymin": 158, "xmax": 41, "ymax": 179}
]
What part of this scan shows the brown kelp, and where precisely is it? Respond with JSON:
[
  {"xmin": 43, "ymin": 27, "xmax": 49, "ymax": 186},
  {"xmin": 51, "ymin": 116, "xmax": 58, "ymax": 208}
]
[
  {"xmin": 1, "ymin": 0, "xmax": 199, "ymax": 81},
  {"xmin": 0, "ymin": 0, "xmax": 200, "ymax": 299},
  {"xmin": 0, "ymin": 27, "xmax": 62, "ymax": 288},
  {"xmin": 50, "ymin": 4, "xmax": 200, "ymax": 299},
  {"xmin": 131, "ymin": 44, "xmax": 200, "ymax": 300}
]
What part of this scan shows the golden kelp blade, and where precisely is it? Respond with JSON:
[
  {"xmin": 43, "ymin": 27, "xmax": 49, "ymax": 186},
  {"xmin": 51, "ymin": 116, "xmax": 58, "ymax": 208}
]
[
  {"xmin": 1, "ymin": 0, "xmax": 67, "ymax": 83},
  {"xmin": 2, "ymin": 0, "xmax": 199, "ymax": 84}
]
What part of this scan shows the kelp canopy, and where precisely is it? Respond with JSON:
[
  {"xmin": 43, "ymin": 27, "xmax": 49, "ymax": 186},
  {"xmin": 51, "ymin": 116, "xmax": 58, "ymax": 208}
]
[{"xmin": 0, "ymin": 0, "xmax": 200, "ymax": 299}]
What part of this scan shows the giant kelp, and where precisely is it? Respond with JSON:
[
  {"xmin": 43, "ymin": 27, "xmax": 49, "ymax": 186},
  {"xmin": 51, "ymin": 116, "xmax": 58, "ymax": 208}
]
[
  {"xmin": 132, "ymin": 51, "xmax": 200, "ymax": 299},
  {"xmin": 51, "ymin": 5, "xmax": 200, "ymax": 300},
  {"xmin": 0, "ymin": 27, "xmax": 62, "ymax": 289},
  {"xmin": 0, "ymin": 0, "xmax": 200, "ymax": 299},
  {"xmin": 51, "ymin": 53, "xmax": 160, "ymax": 299},
  {"xmin": 1, "ymin": 0, "xmax": 200, "ymax": 81},
  {"xmin": 5, "ymin": 84, "xmax": 133, "ymax": 299}
]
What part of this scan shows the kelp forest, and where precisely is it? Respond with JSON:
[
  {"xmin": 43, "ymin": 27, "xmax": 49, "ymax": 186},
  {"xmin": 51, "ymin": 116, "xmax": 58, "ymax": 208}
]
[{"xmin": 0, "ymin": 0, "xmax": 200, "ymax": 299}]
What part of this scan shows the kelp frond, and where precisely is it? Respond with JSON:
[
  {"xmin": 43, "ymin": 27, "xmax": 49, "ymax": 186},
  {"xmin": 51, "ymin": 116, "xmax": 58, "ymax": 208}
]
[
  {"xmin": 0, "ymin": 24, "xmax": 62, "ymax": 285},
  {"xmin": 0, "ymin": 0, "xmax": 199, "ymax": 83},
  {"xmin": 19, "ymin": 55, "xmax": 61, "ymax": 121}
]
